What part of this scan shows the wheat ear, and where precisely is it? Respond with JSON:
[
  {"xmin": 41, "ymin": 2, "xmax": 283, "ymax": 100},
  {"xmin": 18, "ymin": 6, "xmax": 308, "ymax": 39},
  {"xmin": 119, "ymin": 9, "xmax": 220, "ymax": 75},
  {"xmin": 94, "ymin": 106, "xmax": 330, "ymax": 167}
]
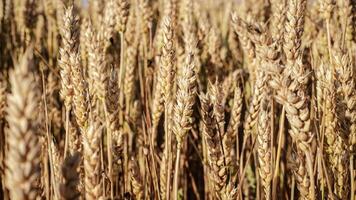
[
  {"xmin": 83, "ymin": 122, "xmax": 103, "ymax": 200},
  {"xmin": 59, "ymin": 5, "xmax": 79, "ymax": 157},
  {"xmin": 172, "ymin": 52, "xmax": 197, "ymax": 199},
  {"xmin": 102, "ymin": 0, "xmax": 117, "ymax": 49},
  {"xmin": 323, "ymin": 74, "xmax": 349, "ymax": 199},
  {"xmin": 335, "ymin": 51, "xmax": 355, "ymax": 198},
  {"xmin": 224, "ymin": 86, "xmax": 243, "ymax": 167},
  {"xmin": 283, "ymin": 0, "xmax": 307, "ymax": 66},
  {"xmin": 5, "ymin": 48, "xmax": 41, "ymax": 200},
  {"xmin": 337, "ymin": 0, "xmax": 354, "ymax": 46},
  {"xmin": 335, "ymin": 52, "xmax": 356, "ymax": 148},
  {"xmin": 257, "ymin": 96, "xmax": 272, "ymax": 200},
  {"xmin": 200, "ymin": 93, "xmax": 227, "ymax": 197}
]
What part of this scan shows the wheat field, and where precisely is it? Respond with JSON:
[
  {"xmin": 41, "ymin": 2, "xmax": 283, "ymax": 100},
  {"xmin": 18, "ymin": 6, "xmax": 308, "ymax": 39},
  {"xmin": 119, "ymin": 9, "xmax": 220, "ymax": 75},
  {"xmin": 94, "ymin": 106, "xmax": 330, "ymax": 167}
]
[{"xmin": 0, "ymin": 0, "xmax": 355, "ymax": 199}]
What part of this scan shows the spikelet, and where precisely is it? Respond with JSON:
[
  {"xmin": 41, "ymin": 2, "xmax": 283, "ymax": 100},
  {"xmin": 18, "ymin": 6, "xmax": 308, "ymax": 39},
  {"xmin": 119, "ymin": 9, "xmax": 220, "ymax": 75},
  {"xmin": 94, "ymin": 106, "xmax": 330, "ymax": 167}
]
[{"xmin": 5, "ymin": 48, "xmax": 41, "ymax": 200}]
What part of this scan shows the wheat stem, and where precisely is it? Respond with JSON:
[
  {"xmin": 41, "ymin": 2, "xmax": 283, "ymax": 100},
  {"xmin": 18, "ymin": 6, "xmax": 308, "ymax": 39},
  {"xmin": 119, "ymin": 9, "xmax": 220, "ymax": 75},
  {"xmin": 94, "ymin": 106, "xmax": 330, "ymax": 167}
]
[{"xmin": 173, "ymin": 147, "xmax": 181, "ymax": 200}]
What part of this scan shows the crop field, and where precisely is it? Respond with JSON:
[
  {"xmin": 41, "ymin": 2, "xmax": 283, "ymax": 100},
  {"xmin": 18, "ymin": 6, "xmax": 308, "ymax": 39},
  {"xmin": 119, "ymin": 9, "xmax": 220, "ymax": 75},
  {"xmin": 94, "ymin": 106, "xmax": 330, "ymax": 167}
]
[{"xmin": 0, "ymin": 0, "xmax": 355, "ymax": 199}]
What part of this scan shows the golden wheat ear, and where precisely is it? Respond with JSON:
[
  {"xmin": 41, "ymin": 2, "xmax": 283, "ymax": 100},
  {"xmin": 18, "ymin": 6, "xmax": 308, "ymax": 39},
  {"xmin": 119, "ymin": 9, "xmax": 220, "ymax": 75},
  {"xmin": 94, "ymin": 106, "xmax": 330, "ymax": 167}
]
[
  {"xmin": 257, "ymin": 95, "xmax": 273, "ymax": 200},
  {"xmin": 83, "ymin": 122, "xmax": 103, "ymax": 200},
  {"xmin": 200, "ymin": 92, "xmax": 227, "ymax": 198},
  {"xmin": 5, "ymin": 47, "xmax": 42, "ymax": 200}
]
